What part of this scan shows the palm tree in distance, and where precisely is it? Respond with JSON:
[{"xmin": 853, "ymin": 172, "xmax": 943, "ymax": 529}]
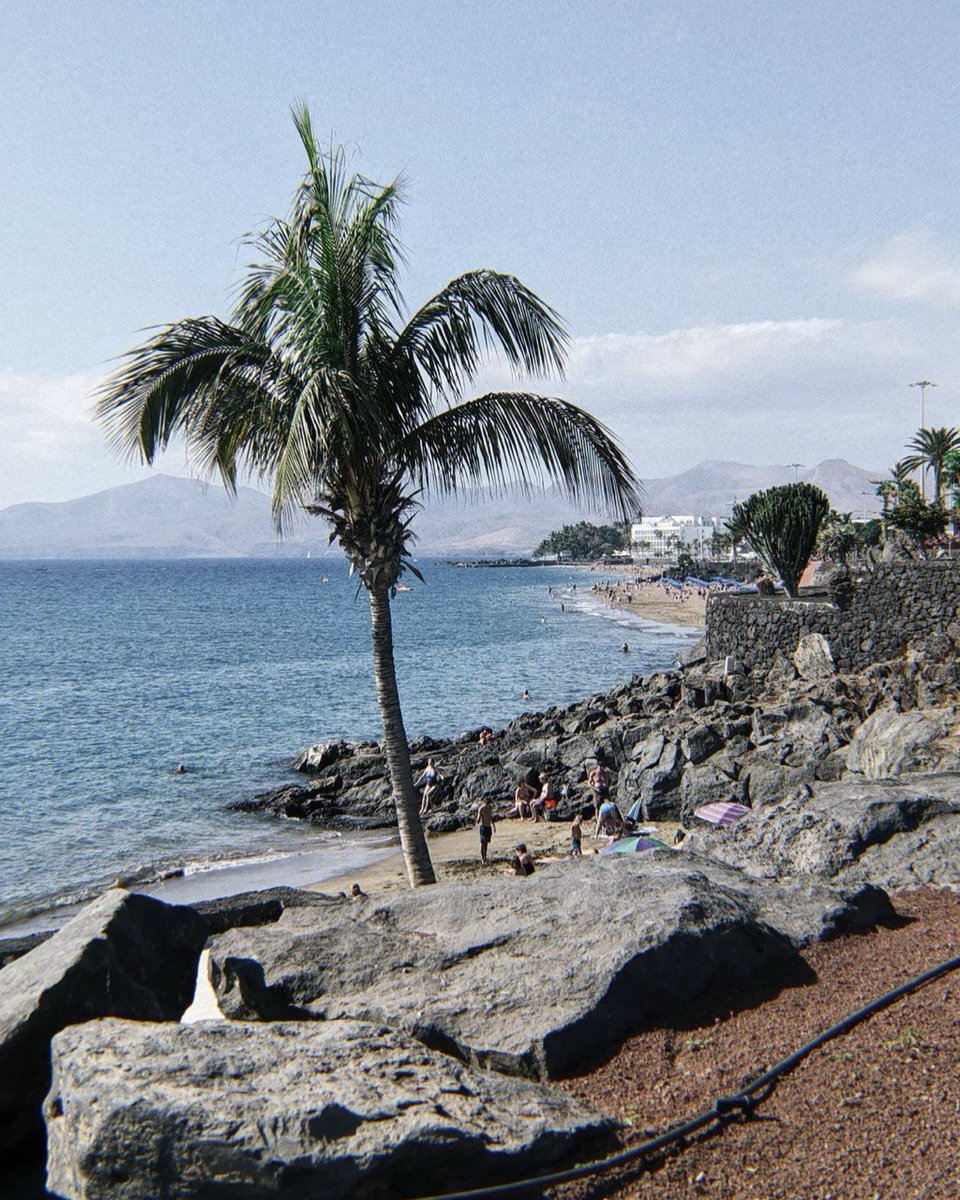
[
  {"xmin": 94, "ymin": 105, "xmax": 641, "ymax": 887},
  {"xmin": 902, "ymin": 427, "xmax": 960, "ymax": 504}
]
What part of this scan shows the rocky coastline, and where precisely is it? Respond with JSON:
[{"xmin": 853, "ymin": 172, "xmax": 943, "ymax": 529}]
[
  {"xmin": 237, "ymin": 629, "xmax": 960, "ymax": 890},
  {"xmin": 4, "ymin": 625, "xmax": 960, "ymax": 1198}
]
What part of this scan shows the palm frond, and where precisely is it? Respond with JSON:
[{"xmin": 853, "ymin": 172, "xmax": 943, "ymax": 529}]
[
  {"xmin": 393, "ymin": 271, "xmax": 568, "ymax": 401},
  {"xmin": 394, "ymin": 392, "xmax": 642, "ymax": 519},
  {"xmin": 93, "ymin": 318, "xmax": 283, "ymax": 472}
]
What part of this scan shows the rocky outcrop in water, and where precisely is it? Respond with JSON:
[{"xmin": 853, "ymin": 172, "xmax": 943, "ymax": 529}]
[
  {"xmin": 237, "ymin": 637, "xmax": 960, "ymax": 842},
  {"xmin": 206, "ymin": 856, "xmax": 886, "ymax": 1081},
  {"xmin": 45, "ymin": 1017, "xmax": 613, "ymax": 1200},
  {"xmin": 0, "ymin": 889, "xmax": 207, "ymax": 1155}
]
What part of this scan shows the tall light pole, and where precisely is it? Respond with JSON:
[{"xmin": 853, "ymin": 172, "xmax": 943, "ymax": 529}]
[
  {"xmin": 909, "ymin": 380, "xmax": 937, "ymax": 500},
  {"xmin": 789, "ymin": 462, "xmax": 804, "ymax": 483}
]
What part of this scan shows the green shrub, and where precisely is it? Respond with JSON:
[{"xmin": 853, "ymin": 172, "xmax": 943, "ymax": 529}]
[{"xmin": 731, "ymin": 483, "xmax": 830, "ymax": 598}]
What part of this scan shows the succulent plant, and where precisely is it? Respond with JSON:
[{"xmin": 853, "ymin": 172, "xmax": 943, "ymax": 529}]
[{"xmin": 731, "ymin": 482, "xmax": 830, "ymax": 598}]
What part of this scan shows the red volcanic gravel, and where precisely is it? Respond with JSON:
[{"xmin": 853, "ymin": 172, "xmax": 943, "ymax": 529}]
[{"xmin": 553, "ymin": 889, "xmax": 960, "ymax": 1200}]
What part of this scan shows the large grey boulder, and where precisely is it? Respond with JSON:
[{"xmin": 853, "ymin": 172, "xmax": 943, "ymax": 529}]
[
  {"xmin": 0, "ymin": 888, "xmax": 207, "ymax": 1154},
  {"xmin": 207, "ymin": 858, "xmax": 878, "ymax": 1081},
  {"xmin": 683, "ymin": 773, "xmax": 960, "ymax": 891},
  {"xmin": 45, "ymin": 1018, "xmax": 612, "ymax": 1200},
  {"xmin": 843, "ymin": 707, "xmax": 955, "ymax": 779},
  {"xmin": 617, "ymin": 739, "xmax": 683, "ymax": 818},
  {"xmin": 792, "ymin": 632, "xmax": 836, "ymax": 682}
]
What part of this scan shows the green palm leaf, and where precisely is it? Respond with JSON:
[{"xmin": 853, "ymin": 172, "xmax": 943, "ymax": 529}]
[{"xmin": 397, "ymin": 392, "xmax": 641, "ymax": 518}]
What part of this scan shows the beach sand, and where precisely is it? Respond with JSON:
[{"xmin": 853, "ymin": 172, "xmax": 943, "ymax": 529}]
[
  {"xmin": 312, "ymin": 814, "xmax": 681, "ymax": 897},
  {"xmin": 587, "ymin": 573, "xmax": 707, "ymax": 630}
]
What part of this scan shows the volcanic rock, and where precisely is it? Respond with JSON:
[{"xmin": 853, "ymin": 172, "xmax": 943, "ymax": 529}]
[
  {"xmin": 45, "ymin": 1018, "xmax": 612, "ymax": 1200},
  {"xmin": 843, "ymin": 707, "xmax": 956, "ymax": 779},
  {"xmin": 792, "ymin": 632, "xmax": 836, "ymax": 682},
  {"xmin": 206, "ymin": 857, "xmax": 880, "ymax": 1081},
  {"xmin": 683, "ymin": 774, "xmax": 960, "ymax": 891},
  {"xmin": 0, "ymin": 888, "xmax": 207, "ymax": 1155}
]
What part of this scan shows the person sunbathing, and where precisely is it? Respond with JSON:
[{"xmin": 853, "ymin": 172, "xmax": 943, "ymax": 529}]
[
  {"xmin": 530, "ymin": 771, "xmax": 553, "ymax": 822},
  {"xmin": 417, "ymin": 757, "xmax": 442, "ymax": 816},
  {"xmin": 506, "ymin": 777, "xmax": 534, "ymax": 820},
  {"xmin": 509, "ymin": 844, "xmax": 535, "ymax": 876}
]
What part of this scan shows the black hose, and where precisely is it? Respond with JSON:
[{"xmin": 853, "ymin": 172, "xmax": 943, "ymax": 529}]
[{"xmin": 413, "ymin": 951, "xmax": 960, "ymax": 1200}]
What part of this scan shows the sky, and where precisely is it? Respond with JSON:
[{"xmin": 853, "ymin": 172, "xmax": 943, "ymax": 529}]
[{"xmin": 2, "ymin": 0, "xmax": 960, "ymax": 509}]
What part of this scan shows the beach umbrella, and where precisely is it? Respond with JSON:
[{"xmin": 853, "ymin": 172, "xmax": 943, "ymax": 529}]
[
  {"xmin": 599, "ymin": 835, "xmax": 671, "ymax": 856},
  {"xmin": 694, "ymin": 801, "xmax": 751, "ymax": 827}
]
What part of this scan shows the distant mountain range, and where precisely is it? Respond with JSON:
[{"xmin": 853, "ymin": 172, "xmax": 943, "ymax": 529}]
[{"xmin": 0, "ymin": 459, "xmax": 882, "ymax": 559}]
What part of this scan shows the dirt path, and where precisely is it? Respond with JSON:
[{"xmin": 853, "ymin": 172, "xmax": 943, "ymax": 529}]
[{"xmin": 554, "ymin": 888, "xmax": 960, "ymax": 1200}]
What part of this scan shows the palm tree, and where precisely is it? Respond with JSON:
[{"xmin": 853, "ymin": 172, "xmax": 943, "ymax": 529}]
[
  {"xmin": 902, "ymin": 427, "xmax": 960, "ymax": 504},
  {"xmin": 94, "ymin": 105, "xmax": 641, "ymax": 888},
  {"xmin": 724, "ymin": 509, "xmax": 749, "ymax": 563}
]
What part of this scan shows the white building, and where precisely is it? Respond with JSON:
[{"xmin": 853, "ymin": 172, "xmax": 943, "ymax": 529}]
[{"xmin": 630, "ymin": 515, "xmax": 720, "ymax": 561}]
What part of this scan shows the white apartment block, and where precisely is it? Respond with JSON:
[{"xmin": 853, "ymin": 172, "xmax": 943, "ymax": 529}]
[{"xmin": 630, "ymin": 515, "xmax": 720, "ymax": 560}]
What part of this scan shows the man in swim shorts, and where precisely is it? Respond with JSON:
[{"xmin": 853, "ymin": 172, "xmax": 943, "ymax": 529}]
[{"xmin": 476, "ymin": 799, "xmax": 495, "ymax": 864}]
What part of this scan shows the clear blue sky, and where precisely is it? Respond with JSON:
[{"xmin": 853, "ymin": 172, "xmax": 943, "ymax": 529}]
[{"xmin": 3, "ymin": 0, "xmax": 960, "ymax": 505}]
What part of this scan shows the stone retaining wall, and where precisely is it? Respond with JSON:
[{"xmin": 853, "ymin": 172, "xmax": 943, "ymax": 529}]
[{"xmin": 706, "ymin": 560, "xmax": 960, "ymax": 672}]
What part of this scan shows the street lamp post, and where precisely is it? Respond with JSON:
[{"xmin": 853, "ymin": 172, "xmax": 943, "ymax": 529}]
[
  {"xmin": 789, "ymin": 462, "xmax": 804, "ymax": 483},
  {"xmin": 909, "ymin": 380, "xmax": 937, "ymax": 500}
]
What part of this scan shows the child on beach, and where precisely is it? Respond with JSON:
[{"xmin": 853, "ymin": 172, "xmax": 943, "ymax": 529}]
[
  {"xmin": 570, "ymin": 813, "xmax": 583, "ymax": 856},
  {"xmin": 510, "ymin": 844, "xmax": 535, "ymax": 876},
  {"xmin": 476, "ymin": 799, "xmax": 495, "ymax": 864}
]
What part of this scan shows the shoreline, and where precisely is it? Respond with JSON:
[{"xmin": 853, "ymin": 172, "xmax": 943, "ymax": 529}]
[
  {"xmin": 2, "ymin": 584, "xmax": 697, "ymax": 937},
  {"xmin": 583, "ymin": 569, "xmax": 707, "ymax": 630}
]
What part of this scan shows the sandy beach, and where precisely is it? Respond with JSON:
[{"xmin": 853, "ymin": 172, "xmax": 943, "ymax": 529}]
[
  {"xmin": 585, "ymin": 569, "xmax": 707, "ymax": 630},
  {"xmin": 312, "ymin": 814, "xmax": 681, "ymax": 897}
]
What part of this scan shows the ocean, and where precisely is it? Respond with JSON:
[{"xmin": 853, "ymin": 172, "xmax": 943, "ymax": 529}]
[{"xmin": 0, "ymin": 559, "xmax": 698, "ymax": 931}]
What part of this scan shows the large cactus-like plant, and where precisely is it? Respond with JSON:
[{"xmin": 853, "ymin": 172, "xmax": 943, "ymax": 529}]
[{"xmin": 731, "ymin": 482, "xmax": 830, "ymax": 598}]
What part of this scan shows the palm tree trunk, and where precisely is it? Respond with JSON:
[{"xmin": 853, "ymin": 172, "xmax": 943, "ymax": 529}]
[{"xmin": 368, "ymin": 583, "xmax": 437, "ymax": 886}]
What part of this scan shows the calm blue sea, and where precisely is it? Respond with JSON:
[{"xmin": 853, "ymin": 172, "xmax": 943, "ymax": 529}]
[{"xmin": 0, "ymin": 559, "xmax": 697, "ymax": 930}]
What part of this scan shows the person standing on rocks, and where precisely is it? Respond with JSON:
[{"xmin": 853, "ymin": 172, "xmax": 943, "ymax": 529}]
[
  {"xmin": 476, "ymin": 799, "xmax": 496, "ymax": 864},
  {"xmin": 588, "ymin": 760, "xmax": 611, "ymax": 810},
  {"xmin": 417, "ymin": 758, "xmax": 441, "ymax": 816}
]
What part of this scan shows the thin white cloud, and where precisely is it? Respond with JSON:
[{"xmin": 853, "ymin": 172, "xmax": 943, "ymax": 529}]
[
  {"xmin": 477, "ymin": 314, "xmax": 936, "ymax": 475},
  {"xmin": 0, "ymin": 306, "xmax": 948, "ymax": 510},
  {"xmin": 0, "ymin": 370, "xmax": 191, "ymax": 508},
  {"xmin": 849, "ymin": 229, "xmax": 960, "ymax": 308},
  {"xmin": 567, "ymin": 318, "xmax": 905, "ymax": 401}
]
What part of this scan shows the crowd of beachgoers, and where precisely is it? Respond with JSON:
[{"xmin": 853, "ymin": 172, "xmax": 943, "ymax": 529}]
[{"xmin": 415, "ymin": 750, "xmax": 663, "ymax": 880}]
